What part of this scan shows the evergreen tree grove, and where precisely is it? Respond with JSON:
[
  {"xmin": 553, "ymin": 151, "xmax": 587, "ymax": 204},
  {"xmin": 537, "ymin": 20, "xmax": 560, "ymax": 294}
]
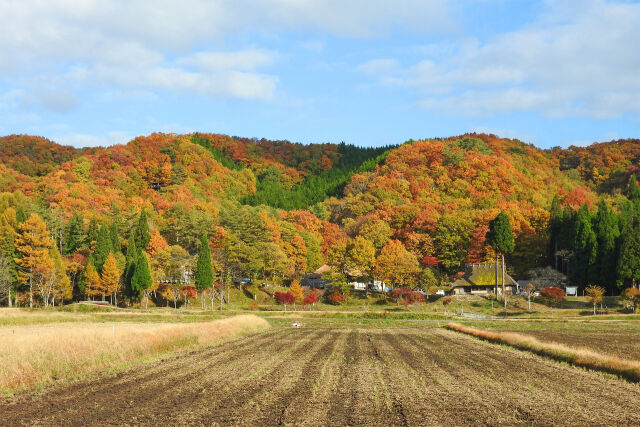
[
  {"xmin": 569, "ymin": 203, "xmax": 597, "ymax": 287},
  {"xmin": 194, "ymin": 235, "xmax": 213, "ymax": 308}
]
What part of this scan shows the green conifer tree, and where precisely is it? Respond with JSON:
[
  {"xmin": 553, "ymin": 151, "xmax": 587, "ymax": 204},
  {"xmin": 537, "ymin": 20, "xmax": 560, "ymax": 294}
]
[
  {"xmin": 123, "ymin": 231, "xmax": 137, "ymax": 300},
  {"xmin": 85, "ymin": 218, "xmax": 99, "ymax": 249},
  {"xmin": 486, "ymin": 212, "xmax": 514, "ymax": 304},
  {"xmin": 628, "ymin": 174, "xmax": 640, "ymax": 202},
  {"xmin": 109, "ymin": 222, "xmax": 121, "ymax": 254},
  {"xmin": 593, "ymin": 200, "xmax": 620, "ymax": 292},
  {"xmin": 64, "ymin": 212, "xmax": 84, "ymax": 255},
  {"xmin": 131, "ymin": 250, "xmax": 152, "ymax": 304},
  {"xmin": 617, "ymin": 211, "xmax": 640, "ymax": 289},
  {"xmin": 93, "ymin": 224, "xmax": 112, "ymax": 273},
  {"xmin": 135, "ymin": 210, "xmax": 151, "ymax": 250},
  {"xmin": 569, "ymin": 203, "xmax": 597, "ymax": 287},
  {"xmin": 195, "ymin": 235, "xmax": 214, "ymax": 309}
]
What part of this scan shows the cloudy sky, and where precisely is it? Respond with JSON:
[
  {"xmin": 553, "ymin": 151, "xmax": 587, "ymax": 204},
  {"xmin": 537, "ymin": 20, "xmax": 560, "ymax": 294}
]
[{"xmin": 0, "ymin": 0, "xmax": 639, "ymax": 148}]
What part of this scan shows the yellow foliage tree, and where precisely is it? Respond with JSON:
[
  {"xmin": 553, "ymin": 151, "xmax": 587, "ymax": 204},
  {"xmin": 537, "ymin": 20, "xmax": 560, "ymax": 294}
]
[
  {"xmin": 289, "ymin": 280, "xmax": 304, "ymax": 306},
  {"xmin": 14, "ymin": 214, "xmax": 53, "ymax": 307},
  {"xmin": 84, "ymin": 258, "xmax": 106, "ymax": 300},
  {"xmin": 101, "ymin": 253, "xmax": 122, "ymax": 305}
]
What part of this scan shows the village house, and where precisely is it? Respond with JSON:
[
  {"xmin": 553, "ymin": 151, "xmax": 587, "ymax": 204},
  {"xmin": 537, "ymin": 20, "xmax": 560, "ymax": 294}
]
[{"xmin": 451, "ymin": 263, "xmax": 519, "ymax": 296}]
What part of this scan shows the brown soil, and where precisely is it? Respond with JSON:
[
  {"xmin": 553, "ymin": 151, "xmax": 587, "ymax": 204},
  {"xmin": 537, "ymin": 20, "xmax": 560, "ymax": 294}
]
[{"xmin": 3, "ymin": 326, "xmax": 640, "ymax": 426}]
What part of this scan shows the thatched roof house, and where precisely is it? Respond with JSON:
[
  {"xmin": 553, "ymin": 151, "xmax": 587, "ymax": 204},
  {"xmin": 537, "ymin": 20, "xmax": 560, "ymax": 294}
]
[{"xmin": 451, "ymin": 263, "xmax": 518, "ymax": 296}]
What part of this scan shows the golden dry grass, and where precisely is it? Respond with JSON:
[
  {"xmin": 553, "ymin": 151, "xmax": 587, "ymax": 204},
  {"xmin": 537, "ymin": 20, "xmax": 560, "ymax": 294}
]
[
  {"xmin": 446, "ymin": 322, "xmax": 640, "ymax": 382},
  {"xmin": 0, "ymin": 314, "xmax": 270, "ymax": 393}
]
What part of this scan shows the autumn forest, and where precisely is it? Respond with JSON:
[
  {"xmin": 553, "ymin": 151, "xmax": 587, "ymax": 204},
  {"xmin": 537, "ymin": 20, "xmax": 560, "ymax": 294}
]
[{"xmin": 1, "ymin": 132, "xmax": 640, "ymax": 308}]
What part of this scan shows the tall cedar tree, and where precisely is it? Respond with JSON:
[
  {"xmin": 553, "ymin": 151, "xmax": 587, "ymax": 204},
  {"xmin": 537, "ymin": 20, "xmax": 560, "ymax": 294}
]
[
  {"xmin": 93, "ymin": 224, "xmax": 112, "ymax": 273},
  {"xmin": 593, "ymin": 200, "xmax": 619, "ymax": 292},
  {"xmin": 14, "ymin": 214, "xmax": 53, "ymax": 308},
  {"xmin": 569, "ymin": 203, "xmax": 597, "ymax": 287},
  {"xmin": 85, "ymin": 218, "xmax": 99, "ymax": 249},
  {"xmin": 194, "ymin": 235, "xmax": 213, "ymax": 308},
  {"xmin": 64, "ymin": 212, "xmax": 84, "ymax": 255},
  {"xmin": 124, "ymin": 232, "xmax": 138, "ymax": 299},
  {"xmin": 486, "ymin": 212, "xmax": 514, "ymax": 301},
  {"xmin": 109, "ymin": 222, "xmax": 120, "ymax": 253},
  {"xmin": 617, "ymin": 210, "xmax": 640, "ymax": 288},
  {"xmin": 131, "ymin": 250, "xmax": 152, "ymax": 302},
  {"xmin": 135, "ymin": 210, "xmax": 151, "ymax": 250}
]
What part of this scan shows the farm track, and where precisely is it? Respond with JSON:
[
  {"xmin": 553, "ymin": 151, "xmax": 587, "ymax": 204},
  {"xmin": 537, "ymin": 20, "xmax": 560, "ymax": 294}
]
[{"xmin": 3, "ymin": 327, "xmax": 640, "ymax": 426}]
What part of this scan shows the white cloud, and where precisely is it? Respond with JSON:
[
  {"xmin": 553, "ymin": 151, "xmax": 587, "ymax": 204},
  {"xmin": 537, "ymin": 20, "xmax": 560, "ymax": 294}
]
[
  {"xmin": 55, "ymin": 131, "xmax": 129, "ymax": 148},
  {"xmin": 470, "ymin": 126, "xmax": 537, "ymax": 144},
  {"xmin": 358, "ymin": 0, "xmax": 640, "ymax": 118}
]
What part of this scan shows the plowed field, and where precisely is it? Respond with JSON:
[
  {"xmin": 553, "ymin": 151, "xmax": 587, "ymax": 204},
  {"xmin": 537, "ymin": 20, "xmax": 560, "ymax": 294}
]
[{"xmin": 3, "ymin": 327, "xmax": 640, "ymax": 426}]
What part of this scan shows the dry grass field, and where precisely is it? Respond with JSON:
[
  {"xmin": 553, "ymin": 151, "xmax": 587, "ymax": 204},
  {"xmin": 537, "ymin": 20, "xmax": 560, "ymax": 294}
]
[
  {"xmin": 491, "ymin": 324, "xmax": 640, "ymax": 360},
  {"xmin": 0, "ymin": 315, "xmax": 270, "ymax": 393},
  {"xmin": 3, "ymin": 326, "xmax": 640, "ymax": 426}
]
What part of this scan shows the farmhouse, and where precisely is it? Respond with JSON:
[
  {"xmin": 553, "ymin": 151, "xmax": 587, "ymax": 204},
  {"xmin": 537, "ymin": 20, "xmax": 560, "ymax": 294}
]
[{"xmin": 451, "ymin": 263, "xmax": 518, "ymax": 296}]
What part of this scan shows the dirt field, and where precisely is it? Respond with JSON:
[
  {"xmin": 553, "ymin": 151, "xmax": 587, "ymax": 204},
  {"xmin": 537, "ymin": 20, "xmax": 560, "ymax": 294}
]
[{"xmin": 3, "ymin": 326, "xmax": 640, "ymax": 426}]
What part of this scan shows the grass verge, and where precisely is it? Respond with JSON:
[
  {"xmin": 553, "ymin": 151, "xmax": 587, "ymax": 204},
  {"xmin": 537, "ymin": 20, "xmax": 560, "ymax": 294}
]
[
  {"xmin": 445, "ymin": 322, "xmax": 640, "ymax": 383},
  {"xmin": 0, "ymin": 314, "xmax": 270, "ymax": 394}
]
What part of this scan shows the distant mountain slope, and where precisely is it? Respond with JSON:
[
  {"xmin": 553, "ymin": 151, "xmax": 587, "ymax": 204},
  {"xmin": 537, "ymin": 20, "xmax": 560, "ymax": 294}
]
[
  {"xmin": 0, "ymin": 135, "xmax": 80, "ymax": 176},
  {"xmin": 1, "ymin": 131, "xmax": 638, "ymax": 281}
]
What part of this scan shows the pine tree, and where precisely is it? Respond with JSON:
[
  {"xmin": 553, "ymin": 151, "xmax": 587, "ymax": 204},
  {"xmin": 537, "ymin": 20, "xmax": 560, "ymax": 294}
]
[
  {"xmin": 109, "ymin": 222, "xmax": 121, "ymax": 254},
  {"xmin": 64, "ymin": 212, "xmax": 84, "ymax": 255},
  {"xmin": 135, "ymin": 210, "xmax": 151, "ymax": 250},
  {"xmin": 617, "ymin": 211, "xmax": 640, "ymax": 289},
  {"xmin": 93, "ymin": 224, "xmax": 112, "ymax": 273},
  {"xmin": 593, "ymin": 200, "xmax": 619, "ymax": 292},
  {"xmin": 570, "ymin": 203, "xmax": 597, "ymax": 287},
  {"xmin": 131, "ymin": 250, "xmax": 152, "ymax": 306},
  {"xmin": 123, "ymin": 232, "xmax": 137, "ymax": 300},
  {"xmin": 14, "ymin": 214, "xmax": 53, "ymax": 308}
]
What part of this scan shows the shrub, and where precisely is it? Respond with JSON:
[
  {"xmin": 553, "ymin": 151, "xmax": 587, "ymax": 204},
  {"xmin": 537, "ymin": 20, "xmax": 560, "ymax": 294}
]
[
  {"xmin": 327, "ymin": 290, "xmax": 344, "ymax": 305},
  {"xmin": 540, "ymin": 286, "xmax": 565, "ymax": 305},
  {"xmin": 391, "ymin": 287, "xmax": 425, "ymax": 307}
]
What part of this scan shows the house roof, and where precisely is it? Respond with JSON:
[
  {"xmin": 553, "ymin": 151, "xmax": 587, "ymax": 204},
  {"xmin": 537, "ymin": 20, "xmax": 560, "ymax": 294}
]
[{"xmin": 451, "ymin": 264, "xmax": 518, "ymax": 288}]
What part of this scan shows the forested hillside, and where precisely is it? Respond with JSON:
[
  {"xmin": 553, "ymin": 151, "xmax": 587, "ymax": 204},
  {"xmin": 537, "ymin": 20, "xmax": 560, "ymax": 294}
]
[{"xmin": 1, "ymin": 131, "xmax": 640, "ymax": 307}]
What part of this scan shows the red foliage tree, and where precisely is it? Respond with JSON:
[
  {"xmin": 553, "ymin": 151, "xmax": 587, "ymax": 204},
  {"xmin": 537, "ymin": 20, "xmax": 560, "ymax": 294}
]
[
  {"xmin": 274, "ymin": 291, "xmax": 296, "ymax": 311},
  {"xmin": 302, "ymin": 292, "xmax": 318, "ymax": 308}
]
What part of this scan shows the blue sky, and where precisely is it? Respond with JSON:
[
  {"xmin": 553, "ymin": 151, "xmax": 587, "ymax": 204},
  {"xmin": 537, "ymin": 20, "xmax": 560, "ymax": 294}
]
[{"xmin": 0, "ymin": 0, "xmax": 639, "ymax": 148}]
